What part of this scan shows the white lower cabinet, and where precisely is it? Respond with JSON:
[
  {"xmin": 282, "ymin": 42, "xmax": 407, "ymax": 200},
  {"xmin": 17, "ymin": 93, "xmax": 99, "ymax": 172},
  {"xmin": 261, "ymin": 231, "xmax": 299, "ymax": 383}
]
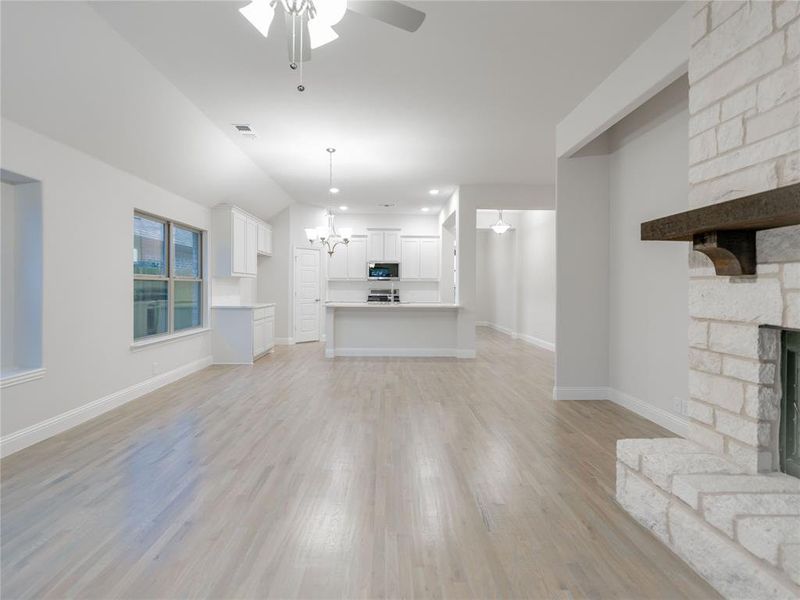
[{"xmin": 212, "ymin": 304, "xmax": 275, "ymax": 364}]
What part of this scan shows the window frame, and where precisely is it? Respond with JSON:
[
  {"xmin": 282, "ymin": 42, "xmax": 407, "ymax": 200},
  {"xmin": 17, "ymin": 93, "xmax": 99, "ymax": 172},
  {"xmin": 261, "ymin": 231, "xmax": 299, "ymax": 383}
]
[{"xmin": 133, "ymin": 211, "xmax": 205, "ymax": 343}]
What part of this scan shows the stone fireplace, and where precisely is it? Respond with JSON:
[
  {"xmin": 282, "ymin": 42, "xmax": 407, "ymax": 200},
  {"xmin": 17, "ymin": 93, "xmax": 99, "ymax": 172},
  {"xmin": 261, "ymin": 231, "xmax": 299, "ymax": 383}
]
[{"xmin": 615, "ymin": 1, "xmax": 800, "ymax": 598}]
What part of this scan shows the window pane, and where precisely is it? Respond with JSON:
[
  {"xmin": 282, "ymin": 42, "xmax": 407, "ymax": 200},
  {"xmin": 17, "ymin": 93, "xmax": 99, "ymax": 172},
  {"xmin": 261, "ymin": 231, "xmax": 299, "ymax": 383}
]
[
  {"xmin": 134, "ymin": 215, "xmax": 167, "ymax": 276},
  {"xmin": 134, "ymin": 280, "xmax": 168, "ymax": 339},
  {"xmin": 174, "ymin": 226, "xmax": 200, "ymax": 278},
  {"xmin": 174, "ymin": 281, "xmax": 201, "ymax": 331}
]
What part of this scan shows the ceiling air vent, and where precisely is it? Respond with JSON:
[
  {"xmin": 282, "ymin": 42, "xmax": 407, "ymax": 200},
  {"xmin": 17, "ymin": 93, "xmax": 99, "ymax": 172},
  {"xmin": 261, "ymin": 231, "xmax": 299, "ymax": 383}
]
[{"xmin": 233, "ymin": 124, "xmax": 257, "ymax": 137}]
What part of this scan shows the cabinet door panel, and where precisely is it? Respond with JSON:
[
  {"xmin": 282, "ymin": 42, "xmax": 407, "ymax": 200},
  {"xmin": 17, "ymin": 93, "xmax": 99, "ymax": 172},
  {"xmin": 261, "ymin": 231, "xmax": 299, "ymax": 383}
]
[
  {"xmin": 257, "ymin": 223, "xmax": 268, "ymax": 254},
  {"xmin": 346, "ymin": 238, "xmax": 367, "ymax": 280},
  {"xmin": 384, "ymin": 232, "xmax": 401, "ymax": 261},
  {"xmin": 419, "ymin": 238, "xmax": 439, "ymax": 279},
  {"xmin": 253, "ymin": 318, "xmax": 267, "ymax": 356},
  {"xmin": 264, "ymin": 316, "xmax": 275, "ymax": 351},
  {"xmin": 328, "ymin": 244, "xmax": 348, "ymax": 279},
  {"xmin": 245, "ymin": 219, "xmax": 258, "ymax": 275},
  {"xmin": 232, "ymin": 212, "xmax": 248, "ymax": 274},
  {"xmin": 401, "ymin": 238, "xmax": 420, "ymax": 279},
  {"xmin": 368, "ymin": 232, "xmax": 384, "ymax": 261}
]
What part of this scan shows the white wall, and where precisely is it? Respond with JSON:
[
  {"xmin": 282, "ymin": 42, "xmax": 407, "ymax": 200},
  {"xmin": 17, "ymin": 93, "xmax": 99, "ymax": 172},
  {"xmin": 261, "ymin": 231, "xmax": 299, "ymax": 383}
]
[
  {"xmin": 0, "ymin": 119, "xmax": 212, "ymax": 453},
  {"xmin": 607, "ymin": 76, "xmax": 689, "ymax": 417},
  {"xmin": 475, "ymin": 210, "xmax": 556, "ymax": 349},
  {"xmin": 456, "ymin": 184, "xmax": 556, "ymax": 358},
  {"xmin": 475, "ymin": 229, "xmax": 517, "ymax": 334},
  {"xmin": 1, "ymin": 182, "xmax": 17, "ymax": 370},
  {"xmin": 257, "ymin": 206, "xmax": 291, "ymax": 340},
  {"xmin": 555, "ymin": 152, "xmax": 610, "ymax": 395},
  {"xmin": 517, "ymin": 211, "xmax": 556, "ymax": 348}
]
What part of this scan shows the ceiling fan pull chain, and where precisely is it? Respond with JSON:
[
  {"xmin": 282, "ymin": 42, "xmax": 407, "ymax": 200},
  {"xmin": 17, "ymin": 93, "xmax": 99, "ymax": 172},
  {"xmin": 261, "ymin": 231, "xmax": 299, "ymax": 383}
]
[
  {"xmin": 290, "ymin": 12, "xmax": 297, "ymax": 69},
  {"xmin": 297, "ymin": 14, "xmax": 305, "ymax": 92}
]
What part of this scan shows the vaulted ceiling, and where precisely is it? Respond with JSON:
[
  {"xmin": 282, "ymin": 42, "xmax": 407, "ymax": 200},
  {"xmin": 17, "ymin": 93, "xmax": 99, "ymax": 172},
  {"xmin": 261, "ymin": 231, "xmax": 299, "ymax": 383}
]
[{"xmin": 2, "ymin": 1, "xmax": 679, "ymax": 217}]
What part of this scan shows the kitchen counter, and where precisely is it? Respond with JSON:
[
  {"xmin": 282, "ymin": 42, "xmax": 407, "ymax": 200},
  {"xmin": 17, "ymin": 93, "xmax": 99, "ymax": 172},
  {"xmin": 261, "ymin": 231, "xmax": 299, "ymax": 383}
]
[
  {"xmin": 325, "ymin": 302, "xmax": 469, "ymax": 359},
  {"xmin": 325, "ymin": 302, "xmax": 460, "ymax": 309},
  {"xmin": 211, "ymin": 302, "xmax": 276, "ymax": 309}
]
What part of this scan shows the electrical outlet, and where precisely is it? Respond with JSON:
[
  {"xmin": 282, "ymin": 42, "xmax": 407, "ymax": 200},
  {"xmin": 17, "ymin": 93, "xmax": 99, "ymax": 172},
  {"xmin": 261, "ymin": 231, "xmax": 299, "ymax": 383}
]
[
  {"xmin": 152, "ymin": 361, "xmax": 160, "ymax": 376},
  {"xmin": 673, "ymin": 396, "xmax": 685, "ymax": 414}
]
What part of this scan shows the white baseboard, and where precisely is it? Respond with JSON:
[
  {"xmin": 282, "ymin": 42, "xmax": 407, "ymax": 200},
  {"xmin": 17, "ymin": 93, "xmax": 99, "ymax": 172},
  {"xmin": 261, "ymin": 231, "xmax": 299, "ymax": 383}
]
[
  {"xmin": 514, "ymin": 332, "xmax": 555, "ymax": 352},
  {"xmin": 607, "ymin": 387, "xmax": 688, "ymax": 437},
  {"xmin": 275, "ymin": 337, "xmax": 294, "ymax": 345},
  {"xmin": 0, "ymin": 356, "xmax": 213, "ymax": 458},
  {"xmin": 552, "ymin": 385, "xmax": 688, "ymax": 437},
  {"xmin": 552, "ymin": 386, "xmax": 609, "ymax": 401},
  {"xmin": 328, "ymin": 347, "xmax": 462, "ymax": 358},
  {"xmin": 477, "ymin": 322, "xmax": 555, "ymax": 352}
]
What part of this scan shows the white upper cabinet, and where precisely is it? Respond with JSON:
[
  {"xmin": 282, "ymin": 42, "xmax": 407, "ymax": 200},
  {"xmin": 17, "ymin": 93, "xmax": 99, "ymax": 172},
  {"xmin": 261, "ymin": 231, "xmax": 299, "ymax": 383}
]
[
  {"xmin": 212, "ymin": 205, "xmax": 269, "ymax": 278},
  {"xmin": 367, "ymin": 229, "xmax": 401, "ymax": 262},
  {"xmin": 419, "ymin": 238, "xmax": 439, "ymax": 279},
  {"xmin": 401, "ymin": 236, "xmax": 439, "ymax": 280},
  {"xmin": 400, "ymin": 238, "xmax": 420, "ymax": 279},
  {"xmin": 257, "ymin": 222, "xmax": 272, "ymax": 256},
  {"xmin": 327, "ymin": 243, "xmax": 348, "ymax": 279},
  {"xmin": 328, "ymin": 235, "xmax": 366, "ymax": 280},
  {"xmin": 346, "ymin": 237, "xmax": 367, "ymax": 280}
]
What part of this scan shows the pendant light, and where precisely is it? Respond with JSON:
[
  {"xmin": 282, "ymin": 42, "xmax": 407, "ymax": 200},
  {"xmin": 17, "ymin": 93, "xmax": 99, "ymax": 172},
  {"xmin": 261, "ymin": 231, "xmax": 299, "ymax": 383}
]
[
  {"xmin": 305, "ymin": 148, "xmax": 352, "ymax": 255},
  {"xmin": 491, "ymin": 209, "xmax": 511, "ymax": 234}
]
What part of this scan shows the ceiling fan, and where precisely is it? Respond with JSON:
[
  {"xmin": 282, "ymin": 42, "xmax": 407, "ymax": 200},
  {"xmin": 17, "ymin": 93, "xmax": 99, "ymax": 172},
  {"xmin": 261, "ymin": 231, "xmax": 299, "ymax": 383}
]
[{"xmin": 239, "ymin": 0, "xmax": 426, "ymax": 91}]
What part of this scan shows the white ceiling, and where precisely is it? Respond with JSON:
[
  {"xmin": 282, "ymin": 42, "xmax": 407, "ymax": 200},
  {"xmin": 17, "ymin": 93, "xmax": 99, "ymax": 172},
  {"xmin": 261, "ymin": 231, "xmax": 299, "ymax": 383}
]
[{"xmin": 2, "ymin": 1, "xmax": 679, "ymax": 217}]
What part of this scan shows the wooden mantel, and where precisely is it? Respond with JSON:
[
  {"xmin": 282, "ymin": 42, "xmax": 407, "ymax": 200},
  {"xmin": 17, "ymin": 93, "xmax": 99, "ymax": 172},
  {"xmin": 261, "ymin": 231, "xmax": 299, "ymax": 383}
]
[{"xmin": 641, "ymin": 183, "xmax": 800, "ymax": 275}]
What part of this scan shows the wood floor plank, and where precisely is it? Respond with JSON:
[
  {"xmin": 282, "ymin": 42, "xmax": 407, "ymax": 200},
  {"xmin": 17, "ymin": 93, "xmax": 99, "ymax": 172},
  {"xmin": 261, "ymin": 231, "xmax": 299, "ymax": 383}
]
[{"xmin": 1, "ymin": 329, "xmax": 719, "ymax": 599}]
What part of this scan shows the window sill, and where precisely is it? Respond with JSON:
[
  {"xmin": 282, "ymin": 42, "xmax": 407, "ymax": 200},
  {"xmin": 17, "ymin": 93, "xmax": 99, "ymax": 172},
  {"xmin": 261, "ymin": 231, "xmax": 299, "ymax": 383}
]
[
  {"xmin": 1, "ymin": 367, "xmax": 46, "ymax": 389},
  {"xmin": 130, "ymin": 327, "xmax": 210, "ymax": 351}
]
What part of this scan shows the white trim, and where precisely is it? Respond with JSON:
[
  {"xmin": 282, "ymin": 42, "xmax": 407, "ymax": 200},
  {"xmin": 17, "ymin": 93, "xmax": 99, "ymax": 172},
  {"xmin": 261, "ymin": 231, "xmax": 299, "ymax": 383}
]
[
  {"xmin": 607, "ymin": 387, "xmax": 688, "ymax": 437},
  {"xmin": 0, "ymin": 356, "xmax": 212, "ymax": 458},
  {"xmin": 552, "ymin": 386, "xmax": 609, "ymax": 401},
  {"xmin": 556, "ymin": 2, "xmax": 689, "ymax": 157},
  {"xmin": 0, "ymin": 367, "xmax": 46, "ymax": 389},
  {"xmin": 275, "ymin": 337, "xmax": 295, "ymax": 345},
  {"xmin": 130, "ymin": 326, "xmax": 210, "ymax": 351},
  {"xmin": 514, "ymin": 333, "xmax": 555, "ymax": 352},
  {"xmin": 551, "ymin": 385, "xmax": 688, "ymax": 437},
  {"xmin": 477, "ymin": 322, "xmax": 555, "ymax": 352}
]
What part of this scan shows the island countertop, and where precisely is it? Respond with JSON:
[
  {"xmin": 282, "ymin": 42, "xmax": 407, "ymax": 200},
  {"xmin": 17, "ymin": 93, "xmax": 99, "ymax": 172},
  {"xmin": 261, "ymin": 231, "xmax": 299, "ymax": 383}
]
[{"xmin": 325, "ymin": 302, "xmax": 460, "ymax": 309}]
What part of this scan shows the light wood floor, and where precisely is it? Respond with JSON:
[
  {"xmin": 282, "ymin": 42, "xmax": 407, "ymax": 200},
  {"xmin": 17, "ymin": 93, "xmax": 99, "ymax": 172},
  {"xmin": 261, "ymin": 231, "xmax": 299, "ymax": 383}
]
[{"xmin": 1, "ymin": 329, "xmax": 718, "ymax": 599}]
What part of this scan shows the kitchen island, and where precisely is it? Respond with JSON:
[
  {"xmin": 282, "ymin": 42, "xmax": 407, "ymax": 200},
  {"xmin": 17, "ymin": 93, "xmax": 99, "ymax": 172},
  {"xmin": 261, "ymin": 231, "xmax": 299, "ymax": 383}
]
[{"xmin": 325, "ymin": 302, "xmax": 467, "ymax": 358}]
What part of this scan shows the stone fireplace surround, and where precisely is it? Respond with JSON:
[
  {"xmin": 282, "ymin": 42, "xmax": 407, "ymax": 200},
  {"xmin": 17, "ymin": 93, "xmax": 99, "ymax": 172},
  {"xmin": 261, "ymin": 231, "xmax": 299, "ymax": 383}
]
[{"xmin": 615, "ymin": 1, "xmax": 800, "ymax": 598}]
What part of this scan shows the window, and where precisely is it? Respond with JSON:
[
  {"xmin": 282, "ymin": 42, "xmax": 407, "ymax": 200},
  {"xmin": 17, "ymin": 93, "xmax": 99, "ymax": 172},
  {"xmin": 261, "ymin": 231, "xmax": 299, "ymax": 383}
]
[{"xmin": 133, "ymin": 213, "xmax": 203, "ymax": 340}]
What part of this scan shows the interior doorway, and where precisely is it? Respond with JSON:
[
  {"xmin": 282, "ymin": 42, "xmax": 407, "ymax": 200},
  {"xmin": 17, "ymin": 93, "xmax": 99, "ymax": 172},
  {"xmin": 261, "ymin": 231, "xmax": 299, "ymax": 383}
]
[{"xmin": 293, "ymin": 247, "xmax": 320, "ymax": 343}]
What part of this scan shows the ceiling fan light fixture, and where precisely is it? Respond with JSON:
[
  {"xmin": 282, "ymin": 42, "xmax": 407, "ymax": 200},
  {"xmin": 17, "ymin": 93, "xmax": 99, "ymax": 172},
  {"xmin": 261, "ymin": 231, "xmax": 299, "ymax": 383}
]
[{"xmin": 239, "ymin": 0, "xmax": 275, "ymax": 37}]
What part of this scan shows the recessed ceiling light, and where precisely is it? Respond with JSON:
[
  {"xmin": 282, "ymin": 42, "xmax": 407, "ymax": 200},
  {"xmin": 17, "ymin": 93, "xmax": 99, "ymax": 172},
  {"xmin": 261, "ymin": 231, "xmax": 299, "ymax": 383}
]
[
  {"xmin": 421, "ymin": 207, "xmax": 430, "ymax": 212},
  {"xmin": 339, "ymin": 205, "xmax": 348, "ymax": 210},
  {"xmin": 329, "ymin": 187, "xmax": 340, "ymax": 194},
  {"xmin": 429, "ymin": 189, "xmax": 439, "ymax": 195}
]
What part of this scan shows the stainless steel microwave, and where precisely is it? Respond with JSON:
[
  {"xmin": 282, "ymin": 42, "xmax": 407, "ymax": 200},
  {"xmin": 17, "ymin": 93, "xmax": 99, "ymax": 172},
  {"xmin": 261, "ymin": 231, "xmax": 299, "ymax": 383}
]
[{"xmin": 368, "ymin": 262, "xmax": 400, "ymax": 280}]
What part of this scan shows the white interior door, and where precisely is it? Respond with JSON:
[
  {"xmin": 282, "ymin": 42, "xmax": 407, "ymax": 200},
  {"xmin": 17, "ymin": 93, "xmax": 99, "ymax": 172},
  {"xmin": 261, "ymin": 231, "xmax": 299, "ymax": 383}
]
[{"xmin": 294, "ymin": 248, "xmax": 320, "ymax": 343}]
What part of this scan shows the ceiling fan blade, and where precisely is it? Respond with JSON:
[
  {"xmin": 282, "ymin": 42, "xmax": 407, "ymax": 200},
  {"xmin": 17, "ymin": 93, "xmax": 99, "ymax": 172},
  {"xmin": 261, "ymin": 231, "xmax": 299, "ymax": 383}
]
[
  {"xmin": 347, "ymin": 1, "xmax": 425, "ymax": 32},
  {"xmin": 285, "ymin": 11, "xmax": 312, "ymax": 62}
]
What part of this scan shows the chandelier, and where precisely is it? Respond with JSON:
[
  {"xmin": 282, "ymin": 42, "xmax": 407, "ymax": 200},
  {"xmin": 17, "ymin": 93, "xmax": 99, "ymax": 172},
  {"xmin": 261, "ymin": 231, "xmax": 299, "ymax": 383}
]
[
  {"xmin": 305, "ymin": 148, "xmax": 352, "ymax": 255},
  {"xmin": 491, "ymin": 210, "xmax": 511, "ymax": 234}
]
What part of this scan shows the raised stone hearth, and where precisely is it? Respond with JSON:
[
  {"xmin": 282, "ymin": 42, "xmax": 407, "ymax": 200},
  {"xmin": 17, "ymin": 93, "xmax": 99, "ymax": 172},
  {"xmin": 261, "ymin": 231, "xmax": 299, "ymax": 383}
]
[{"xmin": 616, "ymin": 438, "xmax": 800, "ymax": 598}]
